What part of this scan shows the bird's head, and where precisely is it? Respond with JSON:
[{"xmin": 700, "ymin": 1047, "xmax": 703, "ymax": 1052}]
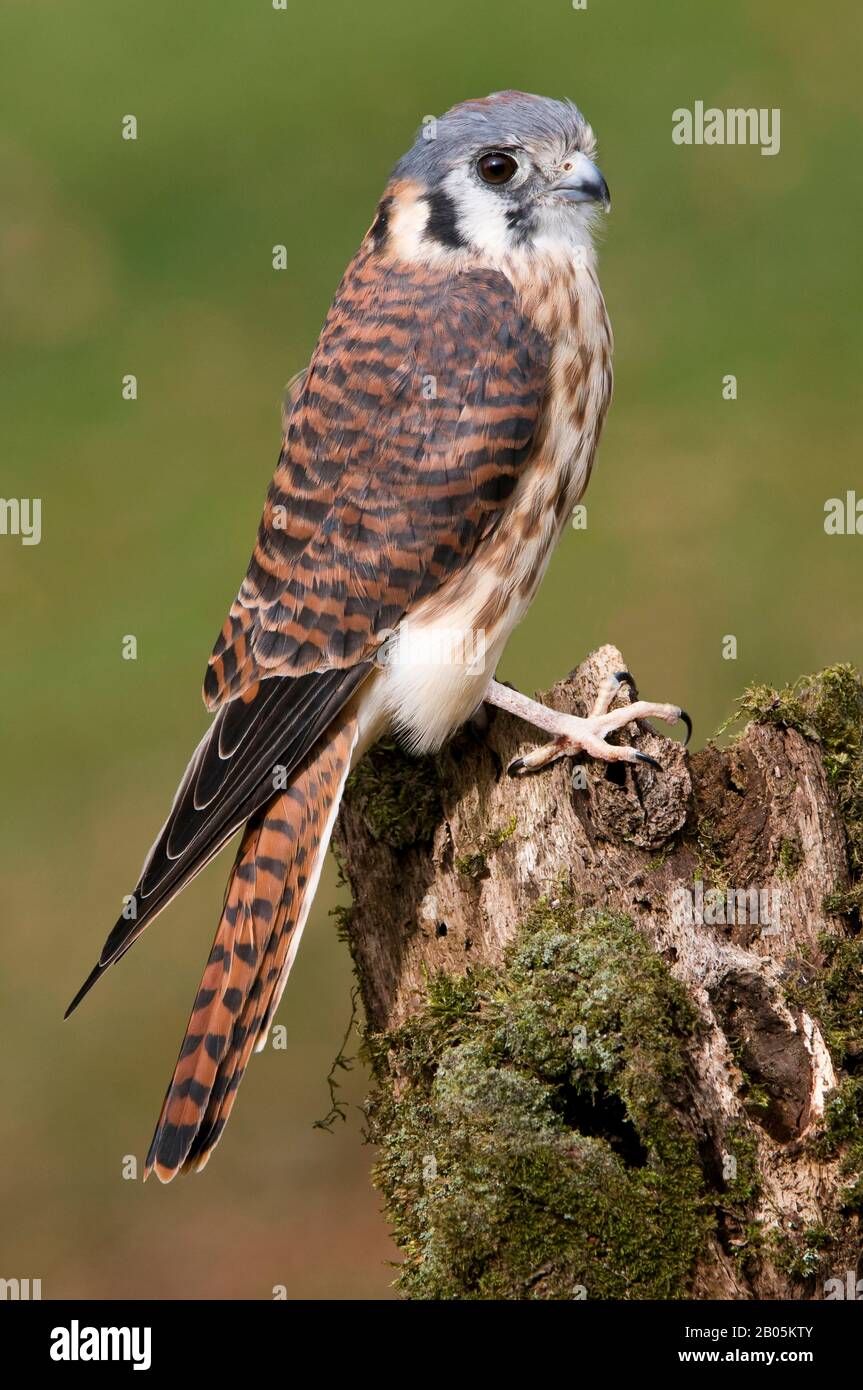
[{"xmin": 383, "ymin": 90, "xmax": 609, "ymax": 265}]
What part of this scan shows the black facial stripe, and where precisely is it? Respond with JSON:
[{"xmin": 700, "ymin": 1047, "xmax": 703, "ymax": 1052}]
[
  {"xmin": 505, "ymin": 202, "xmax": 536, "ymax": 245},
  {"xmin": 423, "ymin": 187, "xmax": 467, "ymax": 249},
  {"xmin": 370, "ymin": 195, "xmax": 392, "ymax": 249}
]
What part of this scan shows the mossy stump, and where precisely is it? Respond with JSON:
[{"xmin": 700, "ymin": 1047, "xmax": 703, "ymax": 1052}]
[{"xmin": 333, "ymin": 646, "xmax": 863, "ymax": 1300}]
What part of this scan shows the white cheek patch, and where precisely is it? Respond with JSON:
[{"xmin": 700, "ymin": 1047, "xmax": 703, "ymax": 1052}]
[
  {"xmin": 389, "ymin": 189, "xmax": 433, "ymax": 262},
  {"xmin": 439, "ymin": 165, "xmax": 515, "ymax": 259},
  {"xmin": 418, "ymin": 165, "xmax": 600, "ymax": 270},
  {"xmin": 398, "ymin": 160, "xmax": 602, "ymax": 274}
]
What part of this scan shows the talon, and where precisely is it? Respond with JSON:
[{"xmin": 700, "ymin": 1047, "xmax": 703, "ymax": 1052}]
[
  {"xmin": 635, "ymin": 751, "xmax": 662, "ymax": 771},
  {"xmin": 680, "ymin": 710, "xmax": 692, "ymax": 747},
  {"xmin": 507, "ymin": 756, "xmax": 526, "ymax": 777},
  {"xmin": 614, "ymin": 670, "xmax": 634, "ymax": 688}
]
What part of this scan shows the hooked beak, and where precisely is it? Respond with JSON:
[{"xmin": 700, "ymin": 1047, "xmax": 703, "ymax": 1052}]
[{"xmin": 549, "ymin": 152, "xmax": 611, "ymax": 212}]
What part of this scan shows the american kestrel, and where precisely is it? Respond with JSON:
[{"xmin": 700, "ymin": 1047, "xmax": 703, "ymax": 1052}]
[{"xmin": 68, "ymin": 91, "xmax": 688, "ymax": 1181}]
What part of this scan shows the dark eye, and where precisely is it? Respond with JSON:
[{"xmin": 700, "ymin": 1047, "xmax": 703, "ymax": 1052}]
[{"xmin": 476, "ymin": 151, "xmax": 519, "ymax": 185}]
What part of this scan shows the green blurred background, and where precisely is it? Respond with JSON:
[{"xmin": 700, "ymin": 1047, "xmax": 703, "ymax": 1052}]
[{"xmin": 1, "ymin": 0, "xmax": 860, "ymax": 1299}]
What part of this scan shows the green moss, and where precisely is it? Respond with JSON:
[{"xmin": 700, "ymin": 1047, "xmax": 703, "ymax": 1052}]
[
  {"xmin": 742, "ymin": 1082, "xmax": 772, "ymax": 1117},
  {"xmin": 729, "ymin": 1220, "xmax": 765, "ymax": 1275},
  {"xmin": 722, "ymin": 1124, "xmax": 761, "ymax": 1207},
  {"xmin": 646, "ymin": 845, "xmax": 672, "ymax": 874},
  {"xmin": 718, "ymin": 1123, "xmax": 765, "ymax": 1277},
  {"xmin": 455, "ymin": 850, "xmax": 487, "ymax": 880},
  {"xmin": 695, "ymin": 817, "xmax": 729, "ymax": 890},
  {"xmin": 722, "ymin": 664, "xmax": 863, "ymax": 882},
  {"xmin": 813, "ymin": 1078, "xmax": 863, "ymax": 1212},
  {"xmin": 769, "ymin": 1223, "xmax": 833, "ymax": 1282},
  {"xmin": 787, "ymin": 931, "xmax": 863, "ymax": 1212},
  {"xmin": 721, "ymin": 1038, "xmax": 773, "ymax": 1128},
  {"xmin": 790, "ymin": 933, "xmax": 863, "ymax": 1070},
  {"xmin": 345, "ymin": 740, "xmax": 442, "ymax": 849},
  {"xmin": 329, "ymin": 901, "xmax": 354, "ymax": 945},
  {"xmin": 455, "ymin": 816, "xmax": 518, "ymax": 881},
  {"xmin": 365, "ymin": 901, "xmax": 713, "ymax": 1299},
  {"xmin": 485, "ymin": 814, "xmax": 517, "ymax": 849},
  {"xmin": 823, "ymin": 884, "xmax": 863, "ymax": 918},
  {"xmin": 777, "ymin": 836, "xmax": 803, "ymax": 880}
]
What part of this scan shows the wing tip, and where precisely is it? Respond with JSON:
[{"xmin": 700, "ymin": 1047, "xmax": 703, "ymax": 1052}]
[{"xmin": 64, "ymin": 961, "xmax": 106, "ymax": 1019}]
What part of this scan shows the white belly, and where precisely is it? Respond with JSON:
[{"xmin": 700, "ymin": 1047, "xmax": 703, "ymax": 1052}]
[{"xmin": 353, "ymin": 581, "xmax": 530, "ymax": 759}]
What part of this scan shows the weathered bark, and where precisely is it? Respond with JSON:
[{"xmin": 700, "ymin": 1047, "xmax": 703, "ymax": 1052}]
[{"xmin": 334, "ymin": 646, "xmax": 863, "ymax": 1300}]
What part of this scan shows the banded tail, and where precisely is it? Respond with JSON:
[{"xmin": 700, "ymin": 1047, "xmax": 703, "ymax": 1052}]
[
  {"xmin": 145, "ymin": 709, "xmax": 358, "ymax": 1181},
  {"xmin": 66, "ymin": 664, "xmax": 367, "ymax": 1182}
]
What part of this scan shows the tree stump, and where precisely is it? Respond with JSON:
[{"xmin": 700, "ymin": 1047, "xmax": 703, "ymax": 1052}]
[{"xmin": 333, "ymin": 646, "xmax": 863, "ymax": 1300}]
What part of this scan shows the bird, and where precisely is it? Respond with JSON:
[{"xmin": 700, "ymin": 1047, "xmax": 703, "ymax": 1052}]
[{"xmin": 67, "ymin": 91, "xmax": 689, "ymax": 1181}]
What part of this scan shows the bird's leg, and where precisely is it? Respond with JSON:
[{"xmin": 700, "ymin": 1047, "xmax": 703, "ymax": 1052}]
[{"xmin": 483, "ymin": 672, "xmax": 691, "ymax": 777}]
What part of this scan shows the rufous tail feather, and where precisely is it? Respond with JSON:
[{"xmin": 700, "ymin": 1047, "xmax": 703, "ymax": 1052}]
[{"xmin": 144, "ymin": 710, "xmax": 358, "ymax": 1182}]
